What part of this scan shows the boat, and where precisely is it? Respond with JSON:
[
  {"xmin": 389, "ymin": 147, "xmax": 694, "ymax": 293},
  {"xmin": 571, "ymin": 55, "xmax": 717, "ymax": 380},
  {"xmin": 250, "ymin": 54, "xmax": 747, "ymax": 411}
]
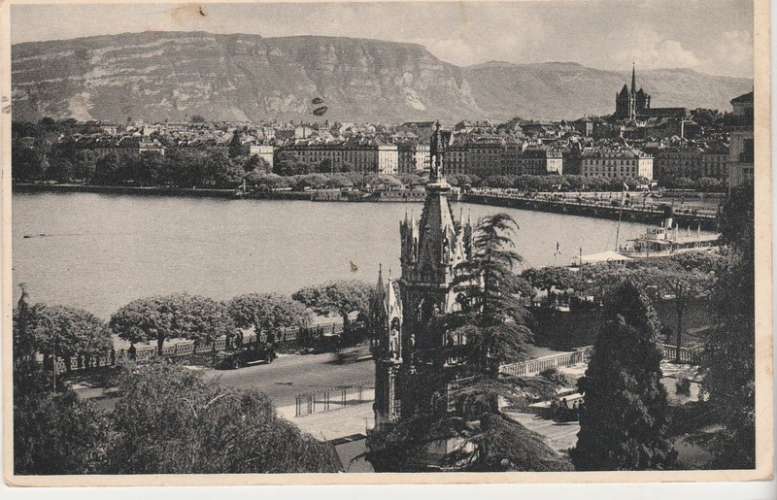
[{"xmin": 619, "ymin": 207, "xmax": 720, "ymax": 259}]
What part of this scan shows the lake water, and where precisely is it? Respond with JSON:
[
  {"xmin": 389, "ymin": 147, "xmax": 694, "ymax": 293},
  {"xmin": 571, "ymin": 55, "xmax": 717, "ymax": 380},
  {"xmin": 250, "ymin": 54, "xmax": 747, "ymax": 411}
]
[{"xmin": 12, "ymin": 192, "xmax": 651, "ymax": 319}]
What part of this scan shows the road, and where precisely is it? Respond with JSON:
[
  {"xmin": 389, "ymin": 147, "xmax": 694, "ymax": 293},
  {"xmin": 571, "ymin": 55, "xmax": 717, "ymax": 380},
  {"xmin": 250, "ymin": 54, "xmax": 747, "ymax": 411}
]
[
  {"xmin": 202, "ymin": 349, "xmax": 374, "ymax": 406},
  {"xmin": 76, "ymin": 346, "xmax": 375, "ymax": 411}
]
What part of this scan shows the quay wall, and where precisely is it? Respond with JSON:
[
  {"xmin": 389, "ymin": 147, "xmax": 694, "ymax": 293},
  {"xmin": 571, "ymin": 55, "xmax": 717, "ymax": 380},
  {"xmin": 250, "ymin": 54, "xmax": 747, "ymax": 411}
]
[
  {"xmin": 461, "ymin": 193, "xmax": 719, "ymax": 231},
  {"xmin": 12, "ymin": 183, "xmax": 311, "ymax": 200}
]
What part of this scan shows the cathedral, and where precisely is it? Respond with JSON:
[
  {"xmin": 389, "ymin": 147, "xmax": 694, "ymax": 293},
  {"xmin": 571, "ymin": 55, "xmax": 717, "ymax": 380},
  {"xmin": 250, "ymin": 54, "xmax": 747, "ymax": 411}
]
[
  {"xmin": 368, "ymin": 121, "xmax": 474, "ymax": 437},
  {"xmin": 615, "ymin": 63, "xmax": 651, "ymax": 121}
]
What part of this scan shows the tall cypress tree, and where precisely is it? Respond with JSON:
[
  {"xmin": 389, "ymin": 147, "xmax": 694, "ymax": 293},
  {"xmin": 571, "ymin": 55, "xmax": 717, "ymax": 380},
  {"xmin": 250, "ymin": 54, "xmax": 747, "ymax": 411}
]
[{"xmin": 570, "ymin": 280, "xmax": 676, "ymax": 470}]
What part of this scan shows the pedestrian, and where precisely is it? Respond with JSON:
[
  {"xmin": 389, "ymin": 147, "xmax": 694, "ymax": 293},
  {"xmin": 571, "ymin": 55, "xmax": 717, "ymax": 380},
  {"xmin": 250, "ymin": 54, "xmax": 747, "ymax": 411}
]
[{"xmin": 128, "ymin": 343, "xmax": 137, "ymax": 361}]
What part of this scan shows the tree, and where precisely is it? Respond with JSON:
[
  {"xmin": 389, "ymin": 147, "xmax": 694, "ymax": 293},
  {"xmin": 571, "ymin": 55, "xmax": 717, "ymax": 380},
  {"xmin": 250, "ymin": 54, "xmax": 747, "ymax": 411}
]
[
  {"xmin": 12, "ymin": 287, "xmax": 111, "ymax": 475},
  {"xmin": 522, "ymin": 266, "xmax": 582, "ymax": 300},
  {"xmin": 317, "ymin": 158, "xmax": 333, "ymax": 174},
  {"xmin": 110, "ymin": 294, "xmax": 235, "ymax": 354},
  {"xmin": 228, "ymin": 130, "xmax": 243, "ymax": 159},
  {"xmin": 638, "ymin": 265, "xmax": 714, "ymax": 361},
  {"xmin": 243, "ymin": 155, "xmax": 267, "ymax": 173},
  {"xmin": 106, "ymin": 361, "xmax": 340, "ymax": 473},
  {"xmin": 47, "ymin": 157, "xmax": 74, "ymax": 183},
  {"xmin": 11, "ymin": 141, "xmax": 46, "ymax": 182},
  {"xmin": 292, "ymin": 280, "xmax": 372, "ymax": 327},
  {"xmin": 701, "ymin": 184, "xmax": 754, "ymax": 468},
  {"xmin": 190, "ymin": 114, "xmax": 206, "ymax": 123},
  {"xmin": 73, "ymin": 149, "xmax": 97, "ymax": 182},
  {"xmin": 226, "ymin": 293, "xmax": 311, "ymax": 330},
  {"xmin": 570, "ymin": 280, "xmax": 676, "ymax": 470},
  {"xmin": 450, "ymin": 213, "xmax": 533, "ymax": 376},
  {"xmin": 93, "ymin": 152, "xmax": 122, "ymax": 185},
  {"xmin": 14, "ymin": 387, "xmax": 109, "ymax": 475},
  {"xmin": 21, "ymin": 304, "xmax": 112, "ymax": 376}
]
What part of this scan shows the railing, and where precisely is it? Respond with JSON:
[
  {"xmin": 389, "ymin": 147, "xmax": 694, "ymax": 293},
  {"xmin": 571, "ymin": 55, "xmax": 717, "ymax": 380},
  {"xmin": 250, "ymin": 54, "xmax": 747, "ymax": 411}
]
[
  {"xmin": 499, "ymin": 347, "xmax": 593, "ymax": 377},
  {"xmin": 498, "ymin": 342, "xmax": 703, "ymax": 377},
  {"xmin": 659, "ymin": 343, "xmax": 705, "ymax": 365},
  {"xmin": 294, "ymin": 385, "xmax": 374, "ymax": 417}
]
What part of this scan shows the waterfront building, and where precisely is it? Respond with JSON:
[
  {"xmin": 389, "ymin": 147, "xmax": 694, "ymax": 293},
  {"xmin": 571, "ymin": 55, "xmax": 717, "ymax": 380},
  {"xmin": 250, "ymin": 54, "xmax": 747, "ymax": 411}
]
[
  {"xmin": 466, "ymin": 140, "xmax": 504, "ymax": 177},
  {"xmin": 727, "ymin": 91, "xmax": 754, "ymax": 189},
  {"xmin": 563, "ymin": 144, "xmax": 583, "ymax": 175},
  {"xmin": 138, "ymin": 137, "xmax": 165, "ymax": 157},
  {"xmin": 369, "ymin": 121, "xmax": 474, "ymax": 446},
  {"xmin": 377, "ymin": 143, "xmax": 399, "ymax": 175},
  {"xmin": 581, "ymin": 146, "xmax": 653, "ymax": 180},
  {"xmin": 654, "ymin": 147, "xmax": 704, "ymax": 180},
  {"xmin": 701, "ymin": 145, "xmax": 729, "ymax": 180},
  {"xmin": 445, "ymin": 142, "xmax": 467, "ymax": 176},
  {"xmin": 397, "ymin": 143, "xmax": 416, "ymax": 174},
  {"xmin": 504, "ymin": 146, "xmax": 564, "ymax": 176},
  {"xmin": 731, "ymin": 91, "xmax": 754, "ymax": 122},
  {"xmin": 415, "ymin": 144, "xmax": 431, "ymax": 174}
]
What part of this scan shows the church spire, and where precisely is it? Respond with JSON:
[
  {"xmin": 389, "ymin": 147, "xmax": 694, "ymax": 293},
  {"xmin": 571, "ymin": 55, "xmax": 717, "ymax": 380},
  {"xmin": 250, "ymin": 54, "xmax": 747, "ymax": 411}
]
[{"xmin": 631, "ymin": 62, "xmax": 636, "ymax": 94}]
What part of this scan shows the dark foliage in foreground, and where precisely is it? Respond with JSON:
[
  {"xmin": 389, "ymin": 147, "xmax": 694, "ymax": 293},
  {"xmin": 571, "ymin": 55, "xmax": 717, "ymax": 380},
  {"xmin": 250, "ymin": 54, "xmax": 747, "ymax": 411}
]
[
  {"xmin": 570, "ymin": 281, "xmax": 676, "ymax": 470},
  {"xmin": 13, "ymin": 361, "xmax": 340, "ymax": 475},
  {"xmin": 366, "ymin": 410, "xmax": 572, "ymax": 472},
  {"xmin": 105, "ymin": 361, "xmax": 340, "ymax": 473},
  {"xmin": 701, "ymin": 184, "xmax": 755, "ymax": 469}
]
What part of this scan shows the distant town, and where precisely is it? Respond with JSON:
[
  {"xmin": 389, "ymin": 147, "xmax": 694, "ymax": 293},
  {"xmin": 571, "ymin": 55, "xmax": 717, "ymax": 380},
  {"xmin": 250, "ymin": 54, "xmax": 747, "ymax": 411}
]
[{"xmin": 12, "ymin": 67, "xmax": 754, "ymax": 196}]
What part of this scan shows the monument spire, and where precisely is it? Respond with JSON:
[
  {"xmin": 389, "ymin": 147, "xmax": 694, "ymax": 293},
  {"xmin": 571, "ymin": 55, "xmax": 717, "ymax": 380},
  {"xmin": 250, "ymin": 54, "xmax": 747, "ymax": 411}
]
[{"xmin": 631, "ymin": 61, "xmax": 636, "ymax": 94}]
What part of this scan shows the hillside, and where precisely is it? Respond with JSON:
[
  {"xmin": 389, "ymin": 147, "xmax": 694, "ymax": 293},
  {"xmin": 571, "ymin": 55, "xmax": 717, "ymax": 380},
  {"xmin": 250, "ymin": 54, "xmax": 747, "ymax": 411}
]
[{"xmin": 11, "ymin": 31, "xmax": 752, "ymax": 123}]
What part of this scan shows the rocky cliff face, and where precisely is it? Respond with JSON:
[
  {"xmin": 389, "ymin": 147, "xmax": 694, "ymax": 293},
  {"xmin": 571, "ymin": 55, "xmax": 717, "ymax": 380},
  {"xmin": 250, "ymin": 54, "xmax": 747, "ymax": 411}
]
[{"xmin": 11, "ymin": 31, "xmax": 752, "ymax": 123}]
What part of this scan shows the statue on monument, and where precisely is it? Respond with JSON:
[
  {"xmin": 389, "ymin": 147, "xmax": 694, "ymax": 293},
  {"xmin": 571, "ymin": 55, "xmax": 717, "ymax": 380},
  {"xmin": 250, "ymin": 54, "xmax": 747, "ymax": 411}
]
[{"xmin": 429, "ymin": 120, "xmax": 445, "ymax": 181}]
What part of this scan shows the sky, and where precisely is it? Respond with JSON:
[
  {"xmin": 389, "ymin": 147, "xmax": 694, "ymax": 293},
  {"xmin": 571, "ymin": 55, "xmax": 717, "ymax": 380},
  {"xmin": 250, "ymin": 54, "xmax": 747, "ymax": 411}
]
[{"xmin": 11, "ymin": 1, "xmax": 754, "ymax": 78}]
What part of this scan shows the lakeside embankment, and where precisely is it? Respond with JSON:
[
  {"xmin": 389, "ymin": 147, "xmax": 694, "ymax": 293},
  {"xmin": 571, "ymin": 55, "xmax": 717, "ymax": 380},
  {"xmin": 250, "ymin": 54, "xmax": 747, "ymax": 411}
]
[
  {"xmin": 13, "ymin": 182, "xmax": 720, "ymax": 230},
  {"xmin": 12, "ymin": 182, "xmax": 310, "ymax": 200}
]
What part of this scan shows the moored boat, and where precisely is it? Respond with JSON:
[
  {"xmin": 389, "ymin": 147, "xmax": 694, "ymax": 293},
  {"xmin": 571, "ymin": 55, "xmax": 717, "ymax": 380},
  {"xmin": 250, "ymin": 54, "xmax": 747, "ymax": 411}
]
[{"xmin": 619, "ymin": 207, "xmax": 720, "ymax": 259}]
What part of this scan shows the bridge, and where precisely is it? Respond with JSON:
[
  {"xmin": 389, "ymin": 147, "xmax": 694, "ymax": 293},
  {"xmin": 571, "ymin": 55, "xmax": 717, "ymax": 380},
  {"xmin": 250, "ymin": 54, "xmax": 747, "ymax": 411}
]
[{"xmin": 462, "ymin": 191, "xmax": 719, "ymax": 231}]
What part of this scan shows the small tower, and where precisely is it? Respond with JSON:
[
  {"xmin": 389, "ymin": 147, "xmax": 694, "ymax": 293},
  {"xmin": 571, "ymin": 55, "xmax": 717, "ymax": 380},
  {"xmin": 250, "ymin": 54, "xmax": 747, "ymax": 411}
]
[
  {"xmin": 370, "ymin": 264, "xmax": 404, "ymax": 429},
  {"xmin": 370, "ymin": 120, "xmax": 475, "ymax": 436}
]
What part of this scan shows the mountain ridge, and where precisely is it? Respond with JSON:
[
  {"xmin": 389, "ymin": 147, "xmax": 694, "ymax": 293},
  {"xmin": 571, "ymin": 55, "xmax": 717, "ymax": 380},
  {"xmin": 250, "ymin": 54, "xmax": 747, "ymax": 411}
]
[{"xmin": 11, "ymin": 31, "xmax": 753, "ymax": 123}]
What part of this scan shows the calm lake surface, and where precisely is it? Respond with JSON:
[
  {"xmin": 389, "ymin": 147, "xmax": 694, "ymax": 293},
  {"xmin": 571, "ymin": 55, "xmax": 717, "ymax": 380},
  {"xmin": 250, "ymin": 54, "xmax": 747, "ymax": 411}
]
[{"xmin": 13, "ymin": 192, "xmax": 651, "ymax": 319}]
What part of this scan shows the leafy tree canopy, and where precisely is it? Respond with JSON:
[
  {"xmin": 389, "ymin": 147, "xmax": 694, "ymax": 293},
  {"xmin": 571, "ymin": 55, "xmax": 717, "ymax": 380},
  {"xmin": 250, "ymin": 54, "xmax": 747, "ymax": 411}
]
[
  {"xmin": 106, "ymin": 361, "xmax": 340, "ymax": 473},
  {"xmin": 109, "ymin": 293, "xmax": 235, "ymax": 354},
  {"xmin": 292, "ymin": 280, "xmax": 372, "ymax": 324},
  {"xmin": 226, "ymin": 293, "xmax": 311, "ymax": 330}
]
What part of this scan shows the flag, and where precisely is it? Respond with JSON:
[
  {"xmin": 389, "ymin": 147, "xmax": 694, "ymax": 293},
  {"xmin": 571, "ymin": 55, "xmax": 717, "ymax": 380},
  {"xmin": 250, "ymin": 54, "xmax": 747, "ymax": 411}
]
[{"xmin": 555, "ymin": 241, "xmax": 561, "ymax": 255}]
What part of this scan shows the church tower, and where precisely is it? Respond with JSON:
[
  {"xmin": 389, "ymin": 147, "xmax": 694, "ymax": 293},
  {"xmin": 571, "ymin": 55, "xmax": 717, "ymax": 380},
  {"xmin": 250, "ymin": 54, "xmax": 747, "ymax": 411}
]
[
  {"xmin": 370, "ymin": 121, "xmax": 473, "ymax": 434},
  {"xmin": 614, "ymin": 63, "xmax": 651, "ymax": 120}
]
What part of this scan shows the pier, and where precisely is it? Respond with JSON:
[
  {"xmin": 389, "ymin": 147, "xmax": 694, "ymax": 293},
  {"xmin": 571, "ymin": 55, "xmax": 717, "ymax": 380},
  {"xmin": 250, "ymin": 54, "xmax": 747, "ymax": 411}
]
[{"xmin": 462, "ymin": 192, "xmax": 719, "ymax": 231}]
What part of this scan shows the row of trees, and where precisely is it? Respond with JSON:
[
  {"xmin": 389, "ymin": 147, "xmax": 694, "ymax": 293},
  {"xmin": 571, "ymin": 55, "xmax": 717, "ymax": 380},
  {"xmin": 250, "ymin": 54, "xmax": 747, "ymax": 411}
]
[
  {"xmin": 476, "ymin": 174, "xmax": 650, "ymax": 192},
  {"xmin": 656, "ymin": 175, "xmax": 728, "ymax": 192},
  {"xmin": 14, "ymin": 282, "xmax": 374, "ymax": 368},
  {"xmin": 11, "ymin": 141, "xmax": 271, "ymax": 188}
]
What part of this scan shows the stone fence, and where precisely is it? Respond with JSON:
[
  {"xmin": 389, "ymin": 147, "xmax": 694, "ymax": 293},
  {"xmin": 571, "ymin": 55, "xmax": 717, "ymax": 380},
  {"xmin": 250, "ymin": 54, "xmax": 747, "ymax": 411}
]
[{"xmin": 499, "ymin": 343, "xmax": 703, "ymax": 377}]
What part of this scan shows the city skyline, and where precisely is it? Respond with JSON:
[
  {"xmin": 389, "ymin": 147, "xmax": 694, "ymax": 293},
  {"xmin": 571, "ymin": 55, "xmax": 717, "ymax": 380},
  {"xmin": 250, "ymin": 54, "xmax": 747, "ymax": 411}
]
[{"xmin": 11, "ymin": 1, "xmax": 754, "ymax": 78}]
